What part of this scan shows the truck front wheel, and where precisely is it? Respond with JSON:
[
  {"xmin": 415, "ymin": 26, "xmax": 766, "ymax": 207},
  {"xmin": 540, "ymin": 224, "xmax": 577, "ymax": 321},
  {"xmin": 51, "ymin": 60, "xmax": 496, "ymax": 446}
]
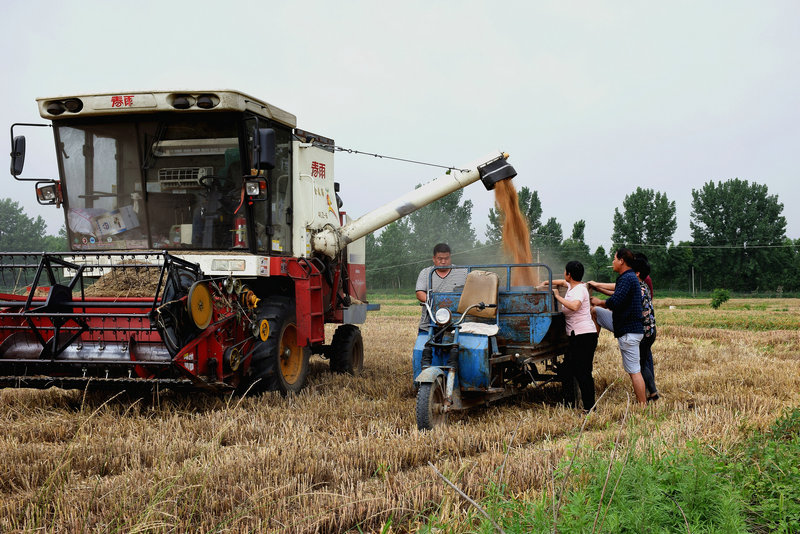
[
  {"xmin": 416, "ymin": 376, "xmax": 447, "ymax": 430},
  {"xmin": 249, "ymin": 299, "xmax": 309, "ymax": 395}
]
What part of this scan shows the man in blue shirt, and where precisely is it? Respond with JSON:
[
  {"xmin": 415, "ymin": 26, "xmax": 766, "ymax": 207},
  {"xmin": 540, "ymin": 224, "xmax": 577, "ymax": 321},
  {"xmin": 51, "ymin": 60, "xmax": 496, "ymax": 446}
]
[{"xmin": 590, "ymin": 248, "xmax": 647, "ymax": 405}]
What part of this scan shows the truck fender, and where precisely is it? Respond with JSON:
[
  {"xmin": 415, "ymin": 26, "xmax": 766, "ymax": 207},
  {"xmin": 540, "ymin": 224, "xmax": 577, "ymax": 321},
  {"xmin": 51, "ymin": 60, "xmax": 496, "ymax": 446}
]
[{"xmin": 415, "ymin": 366, "xmax": 446, "ymax": 384}]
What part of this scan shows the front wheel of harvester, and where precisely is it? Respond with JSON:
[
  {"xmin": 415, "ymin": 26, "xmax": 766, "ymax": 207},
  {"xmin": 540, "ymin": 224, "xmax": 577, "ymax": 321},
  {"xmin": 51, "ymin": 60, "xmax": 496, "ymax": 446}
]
[
  {"xmin": 249, "ymin": 299, "xmax": 309, "ymax": 395},
  {"xmin": 416, "ymin": 376, "xmax": 447, "ymax": 430},
  {"xmin": 329, "ymin": 324, "xmax": 364, "ymax": 375}
]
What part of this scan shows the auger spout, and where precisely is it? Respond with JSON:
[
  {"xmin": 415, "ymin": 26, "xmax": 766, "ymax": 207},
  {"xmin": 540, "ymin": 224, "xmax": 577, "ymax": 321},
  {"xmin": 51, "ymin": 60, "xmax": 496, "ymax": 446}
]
[{"xmin": 312, "ymin": 151, "xmax": 516, "ymax": 258}]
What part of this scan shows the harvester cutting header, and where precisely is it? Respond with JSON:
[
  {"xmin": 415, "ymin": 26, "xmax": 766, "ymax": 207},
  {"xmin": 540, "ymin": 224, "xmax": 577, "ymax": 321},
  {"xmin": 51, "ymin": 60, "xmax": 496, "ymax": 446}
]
[{"xmin": 2, "ymin": 90, "xmax": 515, "ymax": 394}]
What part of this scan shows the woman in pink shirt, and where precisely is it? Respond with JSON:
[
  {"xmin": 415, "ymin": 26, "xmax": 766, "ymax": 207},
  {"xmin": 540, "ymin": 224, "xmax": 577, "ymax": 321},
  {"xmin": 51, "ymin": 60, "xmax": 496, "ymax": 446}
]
[{"xmin": 546, "ymin": 261, "xmax": 599, "ymax": 410}]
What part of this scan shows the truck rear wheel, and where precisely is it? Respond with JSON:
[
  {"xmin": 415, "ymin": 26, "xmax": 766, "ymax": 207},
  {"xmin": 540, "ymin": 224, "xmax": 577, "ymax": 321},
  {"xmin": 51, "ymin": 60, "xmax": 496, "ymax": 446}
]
[
  {"xmin": 249, "ymin": 299, "xmax": 309, "ymax": 395},
  {"xmin": 416, "ymin": 376, "xmax": 447, "ymax": 430},
  {"xmin": 329, "ymin": 324, "xmax": 363, "ymax": 375}
]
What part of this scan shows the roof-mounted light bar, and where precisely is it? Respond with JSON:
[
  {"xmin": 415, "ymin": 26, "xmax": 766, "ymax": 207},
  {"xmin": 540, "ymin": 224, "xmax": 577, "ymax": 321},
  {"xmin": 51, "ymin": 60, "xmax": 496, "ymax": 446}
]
[
  {"xmin": 44, "ymin": 98, "xmax": 84, "ymax": 116},
  {"xmin": 36, "ymin": 91, "xmax": 297, "ymax": 127},
  {"xmin": 169, "ymin": 93, "xmax": 220, "ymax": 110}
]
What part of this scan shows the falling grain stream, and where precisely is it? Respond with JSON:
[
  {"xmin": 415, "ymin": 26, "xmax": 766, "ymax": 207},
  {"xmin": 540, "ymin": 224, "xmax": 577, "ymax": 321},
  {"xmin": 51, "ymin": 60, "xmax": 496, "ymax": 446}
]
[{"xmin": 494, "ymin": 179, "xmax": 538, "ymax": 286}]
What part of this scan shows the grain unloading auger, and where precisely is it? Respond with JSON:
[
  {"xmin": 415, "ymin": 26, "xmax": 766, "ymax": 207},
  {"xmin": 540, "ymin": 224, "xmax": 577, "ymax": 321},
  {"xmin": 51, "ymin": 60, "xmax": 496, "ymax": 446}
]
[{"xmin": 2, "ymin": 89, "xmax": 516, "ymax": 394}]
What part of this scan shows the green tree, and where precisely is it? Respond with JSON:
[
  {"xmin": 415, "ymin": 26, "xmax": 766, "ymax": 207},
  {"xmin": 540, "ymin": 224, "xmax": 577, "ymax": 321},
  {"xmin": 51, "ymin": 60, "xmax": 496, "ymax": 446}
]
[
  {"xmin": 785, "ymin": 238, "xmax": 800, "ymax": 292},
  {"xmin": 663, "ymin": 242, "xmax": 695, "ymax": 292},
  {"xmin": 364, "ymin": 188, "xmax": 478, "ymax": 290},
  {"xmin": 561, "ymin": 220, "xmax": 591, "ymax": 267},
  {"xmin": 534, "ymin": 217, "xmax": 562, "ymax": 249},
  {"xmin": 42, "ymin": 226, "xmax": 68, "ymax": 252},
  {"xmin": 570, "ymin": 220, "xmax": 586, "ymax": 242},
  {"xmin": 365, "ymin": 231, "xmax": 381, "ymax": 289},
  {"xmin": 484, "ymin": 186, "xmax": 542, "ymax": 244},
  {"xmin": 408, "ymin": 188, "xmax": 476, "ymax": 263},
  {"xmin": 588, "ymin": 246, "xmax": 614, "ymax": 283},
  {"xmin": 690, "ymin": 179, "xmax": 786, "ymax": 291},
  {"xmin": 611, "ymin": 187, "xmax": 676, "ymax": 289},
  {"xmin": 0, "ymin": 198, "xmax": 49, "ymax": 251},
  {"xmin": 366, "ymin": 219, "xmax": 417, "ymax": 289},
  {"xmin": 611, "ymin": 187, "xmax": 677, "ymax": 247},
  {"xmin": 531, "ymin": 217, "xmax": 563, "ymax": 268}
]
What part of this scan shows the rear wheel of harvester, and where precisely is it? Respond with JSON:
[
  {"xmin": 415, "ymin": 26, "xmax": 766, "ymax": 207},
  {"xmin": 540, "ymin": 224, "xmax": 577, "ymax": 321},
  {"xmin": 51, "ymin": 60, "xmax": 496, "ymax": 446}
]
[
  {"xmin": 416, "ymin": 376, "xmax": 447, "ymax": 430},
  {"xmin": 249, "ymin": 298, "xmax": 309, "ymax": 395},
  {"xmin": 329, "ymin": 324, "xmax": 364, "ymax": 375}
]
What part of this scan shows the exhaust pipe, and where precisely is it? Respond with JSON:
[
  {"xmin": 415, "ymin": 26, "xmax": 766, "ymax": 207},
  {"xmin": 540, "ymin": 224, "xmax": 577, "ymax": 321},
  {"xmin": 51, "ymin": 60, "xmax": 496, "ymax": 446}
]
[{"xmin": 313, "ymin": 152, "xmax": 516, "ymax": 258}]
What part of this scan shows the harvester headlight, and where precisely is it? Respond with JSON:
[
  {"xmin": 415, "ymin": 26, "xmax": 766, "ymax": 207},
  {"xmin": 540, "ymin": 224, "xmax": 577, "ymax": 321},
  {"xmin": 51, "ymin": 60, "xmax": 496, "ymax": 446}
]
[
  {"xmin": 45, "ymin": 101, "xmax": 65, "ymax": 115},
  {"xmin": 196, "ymin": 94, "xmax": 218, "ymax": 109},
  {"xmin": 63, "ymin": 98, "xmax": 83, "ymax": 113},
  {"xmin": 171, "ymin": 95, "xmax": 193, "ymax": 109},
  {"xmin": 245, "ymin": 178, "xmax": 268, "ymax": 200},
  {"xmin": 245, "ymin": 181, "xmax": 260, "ymax": 196},
  {"xmin": 434, "ymin": 307, "xmax": 452, "ymax": 326},
  {"xmin": 36, "ymin": 182, "xmax": 59, "ymax": 203}
]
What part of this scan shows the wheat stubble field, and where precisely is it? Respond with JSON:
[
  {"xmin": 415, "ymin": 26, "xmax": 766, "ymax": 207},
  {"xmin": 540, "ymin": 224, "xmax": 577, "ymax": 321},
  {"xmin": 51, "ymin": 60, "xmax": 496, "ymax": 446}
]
[{"xmin": 1, "ymin": 297, "xmax": 799, "ymax": 533}]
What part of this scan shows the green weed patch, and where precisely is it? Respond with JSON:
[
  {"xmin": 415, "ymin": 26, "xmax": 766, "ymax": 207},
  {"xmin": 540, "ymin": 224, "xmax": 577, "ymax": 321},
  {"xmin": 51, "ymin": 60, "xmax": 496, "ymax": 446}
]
[{"xmin": 424, "ymin": 408, "xmax": 800, "ymax": 533}]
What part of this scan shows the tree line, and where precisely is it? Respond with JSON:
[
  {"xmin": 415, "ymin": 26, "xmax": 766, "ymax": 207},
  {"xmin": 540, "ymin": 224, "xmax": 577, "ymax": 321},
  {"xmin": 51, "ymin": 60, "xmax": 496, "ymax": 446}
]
[
  {"xmin": 1, "ymin": 180, "xmax": 797, "ymax": 295},
  {"xmin": 366, "ymin": 179, "xmax": 800, "ymax": 294},
  {"xmin": 0, "ymin": 199, "xmax": 67, "ymax": 253}
]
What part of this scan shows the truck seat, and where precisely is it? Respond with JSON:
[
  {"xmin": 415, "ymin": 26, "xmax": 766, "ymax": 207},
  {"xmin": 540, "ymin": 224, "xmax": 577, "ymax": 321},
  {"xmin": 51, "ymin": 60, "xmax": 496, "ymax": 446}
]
[{"xmin": 457, "ymin": 270, "xmax": 499, "ymax": 319}]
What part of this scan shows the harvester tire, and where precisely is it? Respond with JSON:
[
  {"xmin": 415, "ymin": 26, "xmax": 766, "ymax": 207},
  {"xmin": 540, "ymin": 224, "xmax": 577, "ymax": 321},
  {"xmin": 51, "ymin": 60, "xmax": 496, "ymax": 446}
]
[
  {"xmin": 329, "ymin": 324, "xmax": 363, "ymax": 375},
  {"xmin": 416, "ymin": 376, "xmax": 447, "ymax": 430},
  {"xmin": 249, "ymin": 298, "xmax": 309, "ymax": 395}
]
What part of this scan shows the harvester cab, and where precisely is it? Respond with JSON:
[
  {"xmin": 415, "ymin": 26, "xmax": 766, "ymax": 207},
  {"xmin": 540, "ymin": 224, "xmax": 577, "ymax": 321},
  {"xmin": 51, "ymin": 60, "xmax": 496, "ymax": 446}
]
[{"xmin": 3, "ymin": 90, "xmax": 517, "ymax": 395}]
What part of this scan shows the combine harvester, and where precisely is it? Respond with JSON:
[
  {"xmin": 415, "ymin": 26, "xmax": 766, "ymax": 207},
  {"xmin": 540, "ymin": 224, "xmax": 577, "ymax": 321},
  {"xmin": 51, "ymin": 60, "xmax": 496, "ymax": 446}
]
[{"xmin": 2, "ymin": 90, "xmax": 518, "ymax": 394}]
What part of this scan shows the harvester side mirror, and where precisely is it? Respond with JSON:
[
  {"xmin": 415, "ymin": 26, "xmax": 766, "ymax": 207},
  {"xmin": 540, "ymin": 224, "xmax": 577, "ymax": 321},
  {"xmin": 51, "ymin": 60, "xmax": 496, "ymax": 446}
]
[
  {"xmin": 10, "ymin": 135, "xmax": 26, "ymax": 177},
  {"xmin": 254, "ymin": 128, "xmax": 276, "ymax": 171},
  {"xmin": 478, "ymin": 154, "xmax": 517, "ymax": 190}
]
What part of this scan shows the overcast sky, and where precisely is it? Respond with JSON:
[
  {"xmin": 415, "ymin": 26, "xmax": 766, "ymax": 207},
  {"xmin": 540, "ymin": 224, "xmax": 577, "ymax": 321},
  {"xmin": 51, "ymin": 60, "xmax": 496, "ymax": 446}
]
[{"xmin": 2, "ymin": 0, "xmax": 798, "ymax": 252}]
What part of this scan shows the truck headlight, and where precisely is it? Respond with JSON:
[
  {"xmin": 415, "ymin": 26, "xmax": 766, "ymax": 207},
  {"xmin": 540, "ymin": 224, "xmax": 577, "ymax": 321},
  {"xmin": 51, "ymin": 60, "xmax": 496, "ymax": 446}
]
[{"xmin": 434, "ymin": 307, "xmax": 451, "ymax": 326}]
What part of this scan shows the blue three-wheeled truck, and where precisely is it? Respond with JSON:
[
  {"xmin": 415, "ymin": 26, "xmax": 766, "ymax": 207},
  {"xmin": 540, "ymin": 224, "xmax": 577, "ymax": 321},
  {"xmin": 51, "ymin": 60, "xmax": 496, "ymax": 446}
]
[{"xmin": 413, "ymin": 264, "xmax": 571, "ymax": 430}]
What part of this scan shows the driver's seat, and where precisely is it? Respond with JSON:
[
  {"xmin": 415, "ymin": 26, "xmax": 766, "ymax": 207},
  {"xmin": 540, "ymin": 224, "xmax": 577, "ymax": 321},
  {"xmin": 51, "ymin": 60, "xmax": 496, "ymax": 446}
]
[{"xmin": 457, "ymin": 270, "xmax": 499, "ymax": 319}]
